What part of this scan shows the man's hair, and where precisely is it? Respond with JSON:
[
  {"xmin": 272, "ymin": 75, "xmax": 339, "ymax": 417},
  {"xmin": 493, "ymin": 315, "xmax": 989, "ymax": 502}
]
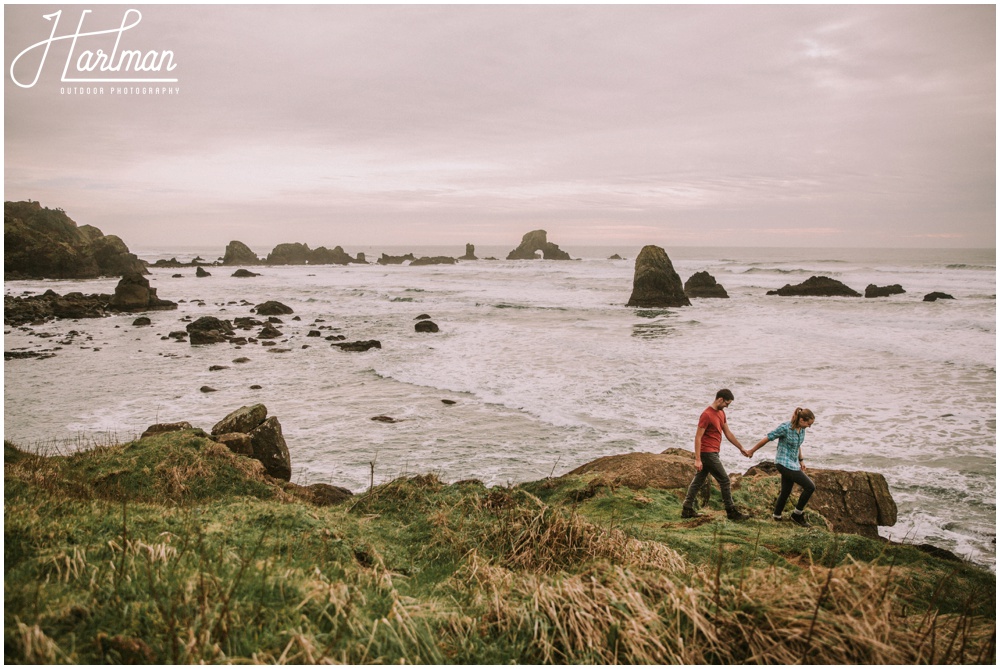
[{"xmin": 716, "ymin": 388, "xmax": 734, "ymax": 401}]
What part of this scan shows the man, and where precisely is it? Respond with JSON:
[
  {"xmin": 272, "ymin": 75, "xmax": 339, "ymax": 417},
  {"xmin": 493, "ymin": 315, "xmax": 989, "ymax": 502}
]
[{"xmin": 681, "ymin": 388, "xmax": 749, "ymax": 520}]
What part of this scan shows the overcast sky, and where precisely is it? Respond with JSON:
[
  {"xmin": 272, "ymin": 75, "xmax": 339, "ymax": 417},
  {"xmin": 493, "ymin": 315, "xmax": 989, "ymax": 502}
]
[{"xmin": 4, "ymin": 4, "xmax": 996, "ymax": 250}]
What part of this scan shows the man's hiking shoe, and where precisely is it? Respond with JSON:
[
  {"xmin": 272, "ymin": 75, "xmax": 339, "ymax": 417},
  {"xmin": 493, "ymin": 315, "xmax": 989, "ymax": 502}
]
[
  {"xmin": 772, "ymin": 514, "xmax": 784, "ymax": 521},
  {"xmin": 681, "ymin": 506, "xmax": 701, "ymax": 519},
  {"xmin": 726, "ymin": 508, "xmax": 749, "ymax": 521},
  {"xmin": 791, "ymin": 512, "xmax": 810, "ymax": 528}
]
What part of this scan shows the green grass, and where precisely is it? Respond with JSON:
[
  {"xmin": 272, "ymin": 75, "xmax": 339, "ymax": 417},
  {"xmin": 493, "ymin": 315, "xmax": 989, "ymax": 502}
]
[{"xmin": 4, "ymin": 432, "xmax": 996, "ymax": 664}]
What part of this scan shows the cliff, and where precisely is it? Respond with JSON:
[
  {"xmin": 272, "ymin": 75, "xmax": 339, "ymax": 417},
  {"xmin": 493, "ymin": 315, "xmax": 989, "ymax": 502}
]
[{"xmin": 4, "ymin": 201, "xmax": 147, "ymax": 279}]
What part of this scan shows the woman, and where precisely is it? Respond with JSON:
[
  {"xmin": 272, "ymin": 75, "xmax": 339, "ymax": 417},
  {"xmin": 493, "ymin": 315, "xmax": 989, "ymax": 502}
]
[{"xmin": 748, "ymin": 408, "xmax": 816, "ymax": 527}]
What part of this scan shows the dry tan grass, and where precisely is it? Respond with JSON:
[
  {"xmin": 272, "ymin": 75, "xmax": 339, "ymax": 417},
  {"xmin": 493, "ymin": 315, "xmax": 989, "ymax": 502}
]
[{"xmin": 448, "ymin": 549, "xmax": 995, "ymax": 664}]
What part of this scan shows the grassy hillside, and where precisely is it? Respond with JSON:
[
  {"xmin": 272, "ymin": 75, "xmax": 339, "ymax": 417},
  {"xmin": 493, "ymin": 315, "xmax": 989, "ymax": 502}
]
[{"xmin": 4, "ymin": 431, "xmax": 995, "ymax": 664}]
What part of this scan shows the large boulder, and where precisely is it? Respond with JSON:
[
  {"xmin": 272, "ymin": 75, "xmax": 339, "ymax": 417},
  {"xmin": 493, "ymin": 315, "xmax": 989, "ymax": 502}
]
[
  {"xmin": 767, "ymin": 276, "xmax": 861, "ymax": 297},
  {"xmin": 109, "ymin": 273, "xmax": 178, "ymax": 312},
  {"xmin": 565, "ymin": 450, "xmax": 698, "ymax": 489},
  {"xmin": 506, "ymin": 230, "xmax": 572, "ymax": 260},
  {"xmin": 186, "ymin": 316, "xmax": 235, "ymax": 345},
  {"xmin": 222, "ymin": 240, "xmax": 260, "ymax": 265},
  {"xmin": 684, "ymin": 271, "xmax": 729, "ymax": 298},
  {"xmin": 254, "ymin": 301, "xmax": 294, "ymax": 316},
  {"xmin": 209, "ymin": 405, "xmax": 291, "ymax": 481},
  {"xmin": 625, "ymin": 245, "xmax": 691, "ymax": 308},
  {"xmin": 139, "ymin": 421, "xmax": 194, "ymax": 440},
  {"xmin": 287, "ymin": 482, "xmax": 354, "ymax": 506},
  {"xmin": 249, "ymin": 417, "xmax": 292, "ymax": 481},
  {"xmin": 332, "ymin": 340, "xmax": 382, "ymax": 352},
  {"xmin": 4, "ymin": 200, "xmax": 147, "ymax": 279},
  {"xmin": 211, "ymin": 404, "xmax": 268, "ymax": 435},
  {"xmin": 864, "ymin": 284, "xmax": 905, "ymax": 298},
  {"xmin": 924, "ymin": 292, "xmax": 955, "ymax": 302},
  {"xmin": 744, "ymin": 463, "xmax": 897, "ymax": 539}
]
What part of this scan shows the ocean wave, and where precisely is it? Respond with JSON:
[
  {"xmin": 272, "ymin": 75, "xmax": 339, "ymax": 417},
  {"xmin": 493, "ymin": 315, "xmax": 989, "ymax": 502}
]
[
  {"xmin": 741, "ymin": 268, "xmax": 818, "ymax": 275},
  {"xmin": 946, "ymin": 263, "xmax": 996, "ymax": 270}
]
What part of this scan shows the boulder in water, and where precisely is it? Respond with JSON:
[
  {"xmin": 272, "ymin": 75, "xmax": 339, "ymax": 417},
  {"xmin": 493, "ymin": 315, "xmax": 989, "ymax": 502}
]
[
  {"xmin": 766, "ymin": 276, "xmax": 861, "ymax": 297},
  {"xmin": 684, "ymin": 271, "xmax": 729, "ymax": 299}
]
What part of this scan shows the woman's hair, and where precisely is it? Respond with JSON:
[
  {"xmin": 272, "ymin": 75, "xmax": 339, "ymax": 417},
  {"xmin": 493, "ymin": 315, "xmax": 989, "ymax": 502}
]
[{"xmin": 791, "ymin": 407, "xmax": 815, "ymax": 429}]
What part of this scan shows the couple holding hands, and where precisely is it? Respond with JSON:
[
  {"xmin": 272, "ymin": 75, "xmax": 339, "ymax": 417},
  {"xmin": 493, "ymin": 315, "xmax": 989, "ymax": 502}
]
[{"xmin": 680, "ymin": 389, "xmax": 816, "ymax": 527}]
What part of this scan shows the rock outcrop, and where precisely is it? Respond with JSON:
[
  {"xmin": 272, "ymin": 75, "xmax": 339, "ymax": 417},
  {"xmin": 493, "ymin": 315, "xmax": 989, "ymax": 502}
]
[
  {"xmin": 565, "ymin": 450, "xmax": 898, "ymax": 540},
  {"xmin": 139, "ymin": 421, "xmax": 194, "ymax": 440},
  {"xmin": 864, "ymin": 284, "xmax": 905, "ymax": 298},
  {"xmin": 458, "ymin": 244, "xmax": 478, "ymax": 260},
  {"xmin": 377, "ymin": 253, "xmax": 416, "ymax": 265},
  {"xmin": 332, "ymin": 340, "xmax": 382, "ymax": 352},
  {"xmin": 566, "ymin": 450, "xmax": 699, "ymax": 490},
  {"xmin": 222, "ymin": 240, "xmax": 261, "ymax": 265},
  {"xmin": 744, "ymin": 462, "xmax": 897, "ymax": 539},
  {"xmin": 415, "ymin": 320, "xmax": 439, "ymax": 333},
  {"xmin": 625, "ymin": 245, "xmax": 691, "ymax": 308},
  {"xmin": 684, "ymin": 271, "xmax": 729, "ymax": 299},
  {"xmin": 410, "ymin": 256, "xmax": 457, "ymax": 266},
  {"xmin": 264, "ymin": 242, "xmax": 359, "ymax": 265},
  {"xmin": 5, "ymin": 200, "xmax": 147, "ymax": 279},
  {"xmin": 109, "ymin": 273, "xmax": 178, "ymax": 312},
  {"xmin": 506, "ymin": 230, "xmax": 572, "ymax": 260},
  {"xmin": 186, "ymin": 316, "xmax": 236, "ymax": 345},
  {"xmin": 253, "ymin": 301, "xmax": 294, "ymax": 316},
  {"xmin": 4, "ymin": 291, "xmax": 108, "ymax": 326},
  {"xmin": 924, "ymin": 292, "xmax": 955, "ymax": 302},
  {"xmin": 211, "ymin": 404, "xmax": 291, "ymax": 481},
  {"xmin": 767, "ymin": 276, "xmax": 862, "ymax": 297}
]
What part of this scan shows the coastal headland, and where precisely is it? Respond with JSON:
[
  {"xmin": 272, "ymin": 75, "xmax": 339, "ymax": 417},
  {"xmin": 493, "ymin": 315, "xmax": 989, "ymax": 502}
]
[{"xmin": 4, "ymin": 423, "xmax": 995, "ymax": 664}]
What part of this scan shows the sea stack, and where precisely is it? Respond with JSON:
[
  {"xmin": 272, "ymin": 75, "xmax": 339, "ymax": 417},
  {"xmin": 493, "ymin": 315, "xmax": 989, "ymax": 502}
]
[
  {"xmin": 506, "ymin": 230, "xmax": 572, "ymax": 260},
  {"xmin": 625, "ymin": 245, "xmax": 691, "ymax": 308},
  {"xmin": 222, "ymin": 240, "xmax": 260, "ymax": 265}
]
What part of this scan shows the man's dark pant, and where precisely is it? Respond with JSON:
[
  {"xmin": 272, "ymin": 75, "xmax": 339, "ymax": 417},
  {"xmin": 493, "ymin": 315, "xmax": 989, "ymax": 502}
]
[
  {"xmin": 682, "ymin": 452, "xmax": 736, "ymax": 510},
  {"xmin": 774, "ymin": 464, "xmax": 816, "ymax": 514}
]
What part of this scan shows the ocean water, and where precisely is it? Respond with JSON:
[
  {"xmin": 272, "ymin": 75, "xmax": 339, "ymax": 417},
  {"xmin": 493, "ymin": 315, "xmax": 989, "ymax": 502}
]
[{"xmin": 4, "ymin": 245, "xmax": 996, "ymax": 569}]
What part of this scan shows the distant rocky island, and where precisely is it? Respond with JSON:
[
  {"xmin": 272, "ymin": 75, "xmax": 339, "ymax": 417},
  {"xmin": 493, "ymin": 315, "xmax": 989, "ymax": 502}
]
[
  {"xmin": 4, "ymin": 201, "xmax": 147, "ymax": 280},
  {"xmin": 506, "ymin": 230, "xmax": 572, "ymax": 260}
]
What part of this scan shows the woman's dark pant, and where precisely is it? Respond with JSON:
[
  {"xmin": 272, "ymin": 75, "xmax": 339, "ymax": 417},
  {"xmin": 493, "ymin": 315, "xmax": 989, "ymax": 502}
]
[{"xmin": 774, "ymin": 464, "xmax": 815, "ymax": 514}]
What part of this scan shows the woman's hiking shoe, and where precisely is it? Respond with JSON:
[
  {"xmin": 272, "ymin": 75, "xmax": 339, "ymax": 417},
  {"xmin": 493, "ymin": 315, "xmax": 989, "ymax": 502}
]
[
  {"xmin": 726, "ymin": 507, "xmax": 749, "ymax": 521},
  {"xmin": 772, "ymin": 514, "xmax": 784, "ymax": 521},
  {"xmin": 791, "ymin": 512, "xmax": 810, "ymax": 527},
  {"xmin": 681, "ymin": 506, "xmax": 701, "ymax": 519}
]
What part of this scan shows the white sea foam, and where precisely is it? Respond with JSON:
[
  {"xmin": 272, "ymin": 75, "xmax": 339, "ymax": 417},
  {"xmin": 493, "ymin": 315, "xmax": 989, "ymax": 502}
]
[{"xmin": 4, "ymin": 246, "xmax": 995, "ymax": 569}]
